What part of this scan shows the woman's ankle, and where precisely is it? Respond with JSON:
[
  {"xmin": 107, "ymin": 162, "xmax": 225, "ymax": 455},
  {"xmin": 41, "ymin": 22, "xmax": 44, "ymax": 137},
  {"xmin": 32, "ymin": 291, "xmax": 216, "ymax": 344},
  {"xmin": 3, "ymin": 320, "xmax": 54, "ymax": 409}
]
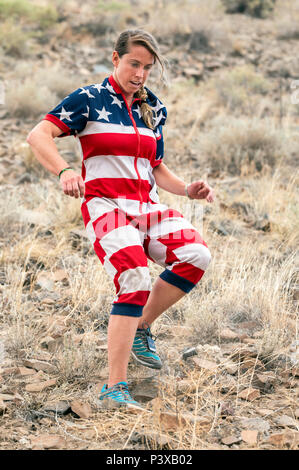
[{"xmin": 107, "ymin": 379, "xmax": 127, "ymax": 388}]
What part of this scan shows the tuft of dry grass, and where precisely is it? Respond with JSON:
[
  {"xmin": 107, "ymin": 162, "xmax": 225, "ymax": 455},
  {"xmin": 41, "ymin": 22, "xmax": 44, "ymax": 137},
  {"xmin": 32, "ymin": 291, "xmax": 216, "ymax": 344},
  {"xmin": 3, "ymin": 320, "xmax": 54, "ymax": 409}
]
[
  {"xmin": 0, "ymin": 0, "xmax": 58, "ymax": 28},
  {"xmin": 0, "ymin": 19, "xmax": 34, "ymax": 57},
  {"xmin": 5, "ymin": 63, "xmax": 85, "ymax": 119},
  {"xmin": 196, "ymin": 115, "xmax": 290, "ymax": 175}
]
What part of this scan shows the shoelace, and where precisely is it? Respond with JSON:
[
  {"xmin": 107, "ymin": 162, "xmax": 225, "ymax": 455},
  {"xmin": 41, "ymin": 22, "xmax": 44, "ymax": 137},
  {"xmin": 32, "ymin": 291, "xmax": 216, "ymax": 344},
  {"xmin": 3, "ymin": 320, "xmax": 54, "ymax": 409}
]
[
  {"xmin": 107, "ymin": 383, "xmax": 134, "ymax": 401},
  {"xmin": 140, "ymin": 321, "xmax": 157, "ymax": 342}
]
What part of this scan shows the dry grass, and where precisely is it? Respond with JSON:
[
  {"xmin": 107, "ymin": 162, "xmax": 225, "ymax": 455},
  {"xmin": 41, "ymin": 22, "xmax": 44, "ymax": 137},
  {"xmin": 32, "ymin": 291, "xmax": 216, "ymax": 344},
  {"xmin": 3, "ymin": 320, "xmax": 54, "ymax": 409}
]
[
  {"xmin": 0, "ymin": 19, "xmax": 34, "ymax": 57},
  {"xmin": 5, "ymin": 63, "xmax": 85, "ymax": 119},
  {"xmin": 274, "ymin": 0, "xmax": 299, "ymax": 39},
  {"xmin": 195, "ymin": 115, "xmax": 292, "ymax": 175}
]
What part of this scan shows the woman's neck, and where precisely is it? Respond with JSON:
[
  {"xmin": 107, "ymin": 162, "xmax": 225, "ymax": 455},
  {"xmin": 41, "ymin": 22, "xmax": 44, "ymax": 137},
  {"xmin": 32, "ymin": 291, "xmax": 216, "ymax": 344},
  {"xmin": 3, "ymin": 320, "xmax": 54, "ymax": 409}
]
[{"xmin": 112, "ymin": 72, "xmax": 134, "ymax": 107}]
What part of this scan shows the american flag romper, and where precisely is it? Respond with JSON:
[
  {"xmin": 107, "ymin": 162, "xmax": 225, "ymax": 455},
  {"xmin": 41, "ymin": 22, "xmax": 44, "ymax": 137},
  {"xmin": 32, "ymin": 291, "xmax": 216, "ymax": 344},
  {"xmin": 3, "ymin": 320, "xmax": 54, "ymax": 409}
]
[{"xmin": 44, "ymin": 75, "xmax": 211, "ymax": 317}]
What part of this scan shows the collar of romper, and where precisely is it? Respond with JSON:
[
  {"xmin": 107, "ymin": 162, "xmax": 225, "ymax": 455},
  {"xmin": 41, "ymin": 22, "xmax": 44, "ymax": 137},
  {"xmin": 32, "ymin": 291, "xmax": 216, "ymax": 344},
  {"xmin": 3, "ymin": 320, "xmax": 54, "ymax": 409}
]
[{"xmin": 108, "ymin": 74, "xmax": 142, "ymax": 102}]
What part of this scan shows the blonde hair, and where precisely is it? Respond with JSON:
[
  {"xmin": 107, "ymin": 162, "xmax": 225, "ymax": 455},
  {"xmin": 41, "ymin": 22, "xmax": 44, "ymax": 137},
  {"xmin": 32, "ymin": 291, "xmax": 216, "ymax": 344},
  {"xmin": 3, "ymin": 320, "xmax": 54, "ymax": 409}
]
[{"xmin": 114, "ymin": 29, "xmax": 167, "ymax": 129}]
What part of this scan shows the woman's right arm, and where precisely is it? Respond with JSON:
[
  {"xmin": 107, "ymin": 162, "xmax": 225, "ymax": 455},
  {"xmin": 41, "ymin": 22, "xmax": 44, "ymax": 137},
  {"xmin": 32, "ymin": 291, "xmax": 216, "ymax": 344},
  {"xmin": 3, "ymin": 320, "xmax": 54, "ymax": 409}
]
[{"xmin": 27, "ymin": 120, "xmax": 85, "ymax": 198}]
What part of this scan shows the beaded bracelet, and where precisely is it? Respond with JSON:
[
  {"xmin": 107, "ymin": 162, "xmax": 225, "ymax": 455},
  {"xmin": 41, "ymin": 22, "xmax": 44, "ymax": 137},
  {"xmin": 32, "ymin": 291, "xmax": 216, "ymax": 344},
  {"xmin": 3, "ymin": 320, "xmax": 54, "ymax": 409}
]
[
  {"xmin": 58, "ymin": 167, "xmax": 72, "ymax": 179},
  {"xmin": 185, "ymin": 183, "xmax": 193, "ymax": 199}
]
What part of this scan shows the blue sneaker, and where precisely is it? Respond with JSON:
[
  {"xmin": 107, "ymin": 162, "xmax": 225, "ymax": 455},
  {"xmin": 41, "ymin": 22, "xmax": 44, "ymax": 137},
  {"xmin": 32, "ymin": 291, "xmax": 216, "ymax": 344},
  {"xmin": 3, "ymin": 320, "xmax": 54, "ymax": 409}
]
[
  {"xmin": 98, "ymin": 381, "xmax": 144, "ymax": 410},
  {"xmin": 131, "ymin": 323, "xmax": 162, "ymax": 370}
]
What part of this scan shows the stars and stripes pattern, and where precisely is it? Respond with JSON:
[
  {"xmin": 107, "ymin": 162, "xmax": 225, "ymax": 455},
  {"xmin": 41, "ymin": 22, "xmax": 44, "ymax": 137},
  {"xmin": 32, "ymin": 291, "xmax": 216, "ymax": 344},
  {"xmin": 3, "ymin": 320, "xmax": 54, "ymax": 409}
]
[
  {"xmin": 44, "ymin": 75, "xmax": 166, "ymax": 206},
  {"xmin": 43, "ymin": 75, "xmax": 211, "ymax": 315}
]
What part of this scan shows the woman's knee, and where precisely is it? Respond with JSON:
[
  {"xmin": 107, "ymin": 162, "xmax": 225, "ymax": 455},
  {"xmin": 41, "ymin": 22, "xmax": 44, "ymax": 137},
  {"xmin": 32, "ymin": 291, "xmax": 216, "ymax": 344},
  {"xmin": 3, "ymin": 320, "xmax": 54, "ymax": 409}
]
[
  {"xmin": 173, "ymin": 242, "xmax": 211, "ymax": 271},
  {"xmin": 198, "ymin": 244, "xmax": 211, "ymax": 271}
]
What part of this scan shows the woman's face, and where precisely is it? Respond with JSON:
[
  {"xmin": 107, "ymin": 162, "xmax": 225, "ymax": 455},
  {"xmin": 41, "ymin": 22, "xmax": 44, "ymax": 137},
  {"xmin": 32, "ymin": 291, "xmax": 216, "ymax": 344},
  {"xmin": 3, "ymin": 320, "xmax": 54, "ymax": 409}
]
[{"xmin": 112, "ymin": 44, "xmax": 155, "ymax": 100}]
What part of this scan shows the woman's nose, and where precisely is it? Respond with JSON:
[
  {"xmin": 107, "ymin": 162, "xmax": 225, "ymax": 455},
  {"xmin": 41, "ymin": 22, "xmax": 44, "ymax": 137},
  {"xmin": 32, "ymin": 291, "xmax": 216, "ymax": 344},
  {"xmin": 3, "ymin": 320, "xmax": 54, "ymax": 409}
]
[{"xmin": 135, "ymin": 67, "xmax": 144, "ymax": 79}]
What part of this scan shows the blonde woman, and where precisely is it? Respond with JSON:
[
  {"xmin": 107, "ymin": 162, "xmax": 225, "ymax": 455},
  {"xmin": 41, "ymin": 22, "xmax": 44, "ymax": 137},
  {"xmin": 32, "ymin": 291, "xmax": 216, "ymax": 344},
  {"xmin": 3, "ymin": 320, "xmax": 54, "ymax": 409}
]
[{"xmin": 27, "ymin": 29, "xmax": 215, "ymax": 410}]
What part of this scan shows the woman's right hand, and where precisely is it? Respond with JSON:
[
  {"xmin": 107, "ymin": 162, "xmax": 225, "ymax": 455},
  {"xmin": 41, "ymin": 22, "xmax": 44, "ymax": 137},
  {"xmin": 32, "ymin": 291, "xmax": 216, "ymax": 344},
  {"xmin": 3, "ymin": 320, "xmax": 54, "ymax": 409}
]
[{"xmin": 60, "ymin": 169, "xmax": 85, "ymax": 198}]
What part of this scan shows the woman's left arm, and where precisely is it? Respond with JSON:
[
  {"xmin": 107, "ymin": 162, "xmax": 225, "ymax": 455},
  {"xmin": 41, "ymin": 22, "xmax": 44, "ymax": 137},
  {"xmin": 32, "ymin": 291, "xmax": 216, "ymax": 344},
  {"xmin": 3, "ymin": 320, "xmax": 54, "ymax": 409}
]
[{"xmin": 153, "ymin": 162, "xmax": 215, "ymax": 203}]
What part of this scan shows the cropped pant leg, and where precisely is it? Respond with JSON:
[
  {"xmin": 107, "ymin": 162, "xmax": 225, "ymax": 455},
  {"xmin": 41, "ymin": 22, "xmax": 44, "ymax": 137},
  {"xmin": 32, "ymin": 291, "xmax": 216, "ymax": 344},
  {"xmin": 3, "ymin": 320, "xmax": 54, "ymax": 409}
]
[
  {"xmin": 144, "ymin": 210, "xmax": 211, "ymax": 293},
  {"xmin": 81, "ymin": 198, "xmax": 151, "ymax": 318}
]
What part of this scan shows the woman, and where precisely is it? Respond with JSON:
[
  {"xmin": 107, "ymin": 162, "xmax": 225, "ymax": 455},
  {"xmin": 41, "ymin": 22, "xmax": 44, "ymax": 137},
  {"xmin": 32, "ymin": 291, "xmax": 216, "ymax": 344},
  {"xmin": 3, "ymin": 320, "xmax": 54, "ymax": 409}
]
[{"xmin": 27, "ymin": 29, "xmax": 215, "ymax": 410}]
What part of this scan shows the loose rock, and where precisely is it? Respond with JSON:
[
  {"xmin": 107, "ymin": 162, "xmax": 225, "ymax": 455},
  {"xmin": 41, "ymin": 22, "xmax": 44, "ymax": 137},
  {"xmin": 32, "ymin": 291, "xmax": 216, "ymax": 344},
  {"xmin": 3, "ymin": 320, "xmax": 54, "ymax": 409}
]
[
  {"xmin": 70, "ymin": 400, "xmax": 92, "ymax": 419},
  {"xmin": 221, "ymin": 435, "xmax": 241, "ymax": 446},
  {"xmin": 30, "ymin": 434, "xmax": 66, "ymax": 450},
  {"xmin": 190, "ymin": 357, "xmax": 219, "ymax": 372},
  {"xmin": 238, "ymin": 388, "xmax": 260, "ymax": 401},
  {"xmin": 23, "ymin": 359, "xmax": 56, "ymax": 374}
]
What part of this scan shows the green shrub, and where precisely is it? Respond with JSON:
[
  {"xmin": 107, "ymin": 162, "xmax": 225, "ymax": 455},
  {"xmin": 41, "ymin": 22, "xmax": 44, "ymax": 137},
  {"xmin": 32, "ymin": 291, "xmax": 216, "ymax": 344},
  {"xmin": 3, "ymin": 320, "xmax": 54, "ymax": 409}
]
[
  {"xmin": 0, "ymin": 19, "xmax": 33, "ymax": 57},
  {"xmin": 0, "ymin": 0, "xmax": 58, "ymax": 29},
  {"xmin": 209, "ymin": 65, "xmax": 271, "ymax": 114},
  {"xmin": 221, "ymin": 0, "xmax": 276, "ymax": 18},
  {"xmin": 198, "ymin": 116, "xmax": 284, "ymax": 175}
]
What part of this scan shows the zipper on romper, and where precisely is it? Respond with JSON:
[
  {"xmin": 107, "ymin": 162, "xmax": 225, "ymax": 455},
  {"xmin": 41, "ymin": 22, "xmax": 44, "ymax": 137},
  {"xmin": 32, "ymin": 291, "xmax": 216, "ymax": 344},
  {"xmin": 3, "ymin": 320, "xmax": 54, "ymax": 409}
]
[{"xmin": 122, "ymin": 95, "xmax": 143, "ymax": 213}]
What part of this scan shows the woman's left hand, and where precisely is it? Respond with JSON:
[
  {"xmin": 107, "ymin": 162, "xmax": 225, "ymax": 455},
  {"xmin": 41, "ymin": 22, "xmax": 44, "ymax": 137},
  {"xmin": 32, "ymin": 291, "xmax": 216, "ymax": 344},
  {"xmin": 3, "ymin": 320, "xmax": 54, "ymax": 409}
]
[{"xmin": 187, "ymin": 180, "xmax": 215, "ymax": 203}]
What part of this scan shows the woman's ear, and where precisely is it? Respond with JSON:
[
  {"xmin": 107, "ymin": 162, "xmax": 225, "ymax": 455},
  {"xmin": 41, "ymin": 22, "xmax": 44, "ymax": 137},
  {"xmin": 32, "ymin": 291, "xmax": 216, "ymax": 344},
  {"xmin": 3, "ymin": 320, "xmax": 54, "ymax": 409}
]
[{"xmin": 112, "ymin": 51, "xmax": 120, "ymax": 67}]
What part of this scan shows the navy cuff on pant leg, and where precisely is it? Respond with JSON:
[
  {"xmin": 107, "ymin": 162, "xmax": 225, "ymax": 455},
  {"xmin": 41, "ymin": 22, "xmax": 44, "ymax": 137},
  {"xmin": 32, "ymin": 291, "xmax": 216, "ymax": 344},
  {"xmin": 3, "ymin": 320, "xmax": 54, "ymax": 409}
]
[
  {"xmin": 110, "ymin": 303, "xmax": 144, "ymax": 317},
  {"xmin": 159, "ymin": 269, "xmax": 195, "ymax": 293}
]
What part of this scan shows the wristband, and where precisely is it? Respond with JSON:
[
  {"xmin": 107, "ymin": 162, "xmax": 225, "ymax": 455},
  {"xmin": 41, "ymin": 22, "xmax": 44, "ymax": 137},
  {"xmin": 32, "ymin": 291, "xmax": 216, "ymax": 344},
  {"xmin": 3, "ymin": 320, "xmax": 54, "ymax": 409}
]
[
  {"xmin": 58, "ymin": 167, "xmax": 72, "ymax": 179},
  {"xmin": 185, "ymin": 183, "xmax": 193, "ymax": 199}
]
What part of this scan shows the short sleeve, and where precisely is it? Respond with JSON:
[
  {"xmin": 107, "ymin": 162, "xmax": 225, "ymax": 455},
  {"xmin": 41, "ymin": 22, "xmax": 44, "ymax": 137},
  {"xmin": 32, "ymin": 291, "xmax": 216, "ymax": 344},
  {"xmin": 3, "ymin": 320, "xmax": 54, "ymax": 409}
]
[
  {"xmin": 43, "ymin": 87, "xmax": 89, "ymax": 137},
  {"xmin": 153, "ymin": 124, "xmax": 164, "ymax": 168}
]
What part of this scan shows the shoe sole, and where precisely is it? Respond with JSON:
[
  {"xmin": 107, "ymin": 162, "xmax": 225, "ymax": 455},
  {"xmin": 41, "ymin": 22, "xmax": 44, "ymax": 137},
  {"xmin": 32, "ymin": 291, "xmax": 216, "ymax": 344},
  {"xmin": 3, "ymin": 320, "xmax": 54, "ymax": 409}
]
[
  {"xmin": 131, "ymin": 351, "xmax": 162, "ymax": 370},
  {"xmin": 97, "ymin": 398, "xmax": 145, "ymax": 411}
]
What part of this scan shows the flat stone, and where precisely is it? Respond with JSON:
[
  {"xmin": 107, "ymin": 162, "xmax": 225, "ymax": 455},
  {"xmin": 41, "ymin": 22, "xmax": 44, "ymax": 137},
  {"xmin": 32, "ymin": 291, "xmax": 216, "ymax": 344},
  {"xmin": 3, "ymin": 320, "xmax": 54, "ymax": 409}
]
[
  {"xmin": 219, "ymin": 401, "xmax": 235, "ymax": 417},
  {"xmin": 242, "ymin": 338, "xmax": 257, "ymax": 345},
  {"xmin": 238, "ymin": 388, "xmax": 260, "ymax": 401},
  {"xmin": 43, "ymin": 401, "xmax": 71, "ymax": 416},
  {"xmin": 219, "ymin": 328, "xmax": 239, "ymax": 341},
  {"xmin": 275, "ymin": 415, "xmax": 298, "ymax": 429},
  {"xmin": 176, "ymin": 380, "xmax": 197, "ymax": 395},
  {"xmin": 25, "ymin": 379, "xmax": 57, "ymax": 393},
  {"xmin": 17, "ymin": 367, "xmax": 37, "ymax": 377},
  {"xmin": 241, "ymin": 430, "xmax": 259, "ymax": 445},
  {"xmin": 30, "ymin": 434, "xmax": 66, "ymax": 450},
  {"xmin": 221, "ymin": 435, "xmax": 241, "ymax": 446},
  {"xmin": 267, "ymin": 431, "xmax": 299, "ymax": 448},
  {"xmin": 159, "ymin": 411, "xmax": 210, "ymax": 431},
  {"xmin": 41, "ymin": 298, "xmax": 55, "ymax": 305},
  {"xmin": 1, "ymin": 367, "xmax": 18, "ymax": 376},
  {"xmin": 253, "ymin": 373, "xmax": 276, "ymax": 390},
  {"xmin": 0, "ymin": 399, "xmax": 7, "ymax": 413},
  {"xmin": 23, "ymin": 359, "xmax": 56, "ymax": 374},
  {"xmin": 182, "ymin": 347, "xmax": 198, "ymax": 360},
  {"xmin": 52, "ymin": 269, "xmax": 68, "ymax": 282},
  {"xmin": 240, "ymin": 358, "xmax": 265, "ymax": 371},
  {"xmin": 130, "ymin": 431, "xmax": 172, "ymax": 449},
  {"xmin": 218, "ymin": 374, "xmax": 238, "ymax": 393},
  {"xmin": 222, "ymin": 362, "xmax": 238, "ymax": 375},
  {"xmin": 190, "ymin": 357, "xmax": 219, "ymax": 372},
  {"xmin": 0, "ymin": 393, "xmax": 15, "ymax": 401},
  {"xmin": 238, "ymin": 417, "xmax": 270, "ymax": 433},
  {"xmin": 70, "ymin": 400, "xmax": 92, "ymax": 419},
  {"xmin": 35, "ymin": 273, "xmax": 55, "ymax": 291},
  {"xmin": 231, "ymin": 346, "xmax": 258, "ymax": 359}
]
